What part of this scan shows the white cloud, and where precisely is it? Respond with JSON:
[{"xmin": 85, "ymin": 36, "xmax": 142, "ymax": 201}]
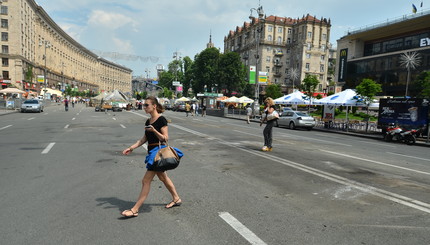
[{"xmin": 88, "ymin": 10, "xmax": 137, "ymax": 30}]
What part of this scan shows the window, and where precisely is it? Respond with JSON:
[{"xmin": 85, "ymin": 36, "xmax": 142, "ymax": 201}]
[
  {"xmin": 1, "ymin": 19, "xmax": 8, "ymax": 28},
  {"xmin": 1, "ymin": 32, "xmax": 7, "ymax": 41},
  {"xmin": 2, "ymin": 45, "xmax": 8, "ymax": 54},
  {"xmin": 287, "ymin": 38, "xmax": 291, "ymax": 44},
  {"xmin": 320, "ymin": 65, "xmax": 325, "ymax": 72},
  {"xmin": 2, "ymin": 58, "xmax": 8, "ymax": 67},
  {"xmin": 288, "ymin": 28, "xmax": 292, "ymax": 34},
  {"xmin": 267, "ymin": 35, "xmax": 272, "ymax": 41},
  {"xmin": 2, "ymin": 70, "xmax": 9, "ymax": 79},
  {"xmin": 307, "ymin": 43, "xmax": 311, "ymax": 50},
  {"xmin": 307, "ymin": 32, "xmax": 312, "ymax": 38},
  {"xmin": 306, "ymin": 53, "xmax": 311, "ymax": 59},
  {"xmin": 268, "ymin": 25, "xmax": 273, "ymax": 32},
  {"xmin": 277, "ymin": 37, "xmax": 282, "ymax": 45},
  {"xmin": 305, "ymin": 63, "xmax": 310, "ymax": 71},
  {"xmin": 321, "ymin": 44, "xmax": 326, "ymax": 51},
  {"xmin": 321, "ymin": 55, "xmax": 325, "ymax": 61},
  {"xmin": 322, "ymin": 33, "xmax": 327, "ymax": 40},
  {"xmin": 277, "ymin": 27, "xmax": 282, "ymax": 33},
  {"xmin": 266, "ymin": 56, "xmax": 271, "ymax": 62},
  {"xmin": 266, "ymin": 67, "xmax": 270, "ymax": 73},
  {"xmin": 285, "ymin": 68, "xmax": 289, "ymax": 74},
  {"xmin": 286, "ymin": 49, "xmax": 290, "ymax": 54},
  {"xmin": 319, "ymin": 75, "xmax": 324, "ymax": 81},
  {"xmin": 1, "ymin": 6, "xmax": 7, "ymax": 15}
]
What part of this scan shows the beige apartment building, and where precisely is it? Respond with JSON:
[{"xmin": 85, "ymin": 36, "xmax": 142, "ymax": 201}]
[
  {"xmin": 0, "ymin": 0, "xmax": 132, "ymax": 95},
  {"xmin": 225, "ymin": 14, "xmax": 332, "ymax": 94}
]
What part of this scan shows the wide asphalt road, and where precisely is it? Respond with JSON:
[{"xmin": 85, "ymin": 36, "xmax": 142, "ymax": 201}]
[{"xmin": 0, "ymin": 103, "xmax": 429, "ymax": 245}]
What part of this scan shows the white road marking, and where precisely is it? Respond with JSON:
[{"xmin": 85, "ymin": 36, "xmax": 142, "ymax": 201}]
[
  {"xmin": 120, "ymin": 124, "xmax": 126, "ymax": 128},
  {"xmin": 41, "ymin": 142, "xmax": 56, "ymax": 154},
  {"xmin": 28, "ymin": 117, "xmax": 35, "ymax": 121},
  {"xmin": 386, "ymin": 152, "xmax": 430, "ymax": 162},
  {"xmin": 72, "ymin": 118, "xmax": 76, "ymax": 120},
  {"xmin": 64, "ymin": 124, "xmax": 70, "ymax": 129},
  {"xmin": 321, "ymin": 150, "xmax": 430, "ymax": 176},
  {"xmin": 219, "ymin": 212, "xmax": 267, "ymax": 245},
  {"xmin": 357, "ymin": 140, "xmax": 397, "ymax": 148},
  {"xmin": 171, "ymin": 124, "xmax": 430, "ymax": 214},
  {"xmin": 0, "ymin": 125, "xmax": 12, "ymax": 131},
  {"xmin": 76, "ymin": 113, "xmax": 80, "ymax": 116},
  {"xmin": 112, "ymin": 118, "xmax": 117, "ymax": 121}
]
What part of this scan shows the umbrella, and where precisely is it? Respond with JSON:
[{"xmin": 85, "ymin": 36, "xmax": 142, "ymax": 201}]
[
  {"xmin": 221, "ymin": 96, "xmax": 239, "ymax": 103},
  {"xmin": 274, "ymin": 90, "xmax": 311, "ymax": 105},
  {"xmin": 237, "ymin": 96, "xmax": 254, "ymax": 104},
  {"xmin": 0, "ymin": 87, "xmax": 25, "ymax": 94},
  {"xmin": 176, "ymin": 97, "xmax": 190, "ymax": 102},
  {"xmin": 104, "ymin": 90, "xmax": 128, "ymax": 101}
]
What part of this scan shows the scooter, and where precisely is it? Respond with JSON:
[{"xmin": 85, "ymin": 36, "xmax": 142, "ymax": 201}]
[{"xmin": 384, "ymin": 124, "xmax": 416, "ymax": 145}]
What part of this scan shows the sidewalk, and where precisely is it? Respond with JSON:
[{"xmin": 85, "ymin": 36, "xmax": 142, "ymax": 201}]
[
  {"xmin": 225, "ymin": 113, "xmax": 430, "ymax": 147},
  {"xmin": 0, "ymin": 109, "xmax": 18, "ymax": 116}
]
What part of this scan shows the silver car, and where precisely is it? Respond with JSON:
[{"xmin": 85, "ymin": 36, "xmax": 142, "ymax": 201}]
[
  {"xmin": 277, "ymin": 111, "xmax": 315, "ymax": 130},
  {"xmin": 21, "ymin": 99, "xmax": 44, "ymax": 113}
]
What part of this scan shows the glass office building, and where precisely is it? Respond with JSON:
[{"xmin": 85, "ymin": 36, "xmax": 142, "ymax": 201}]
[{"xmin": 336, "ymin": 11, "xmax": 430, "ymax": 97}]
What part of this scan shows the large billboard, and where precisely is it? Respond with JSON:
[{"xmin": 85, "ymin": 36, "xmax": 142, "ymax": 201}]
[{"xmin": 378, "ymin": 98, "xmax": 429, "ymax": 130}]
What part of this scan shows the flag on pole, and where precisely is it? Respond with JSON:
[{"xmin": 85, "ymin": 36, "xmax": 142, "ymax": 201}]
[{"xmin": 412, "ymin": 4, "xmax": 417, "ymax": 13}]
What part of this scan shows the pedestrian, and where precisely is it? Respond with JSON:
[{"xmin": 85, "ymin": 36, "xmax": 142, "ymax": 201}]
[
  {"xmin": 191, "ymin": 103, "xmax": 196, "ymax": 116},
  {"xmin": 64, "ymin": 98, "xmax": 69, "ymax": 111},
  {"xmin": 246, "ymin": 105, "xmax": 253, "ymax": 124},
  {"xmin": 185, "ymin": 103, "xmax": 191, "ymax": 117},
  {"xmin": 195, "ymin": 103, "xmax": 199, "ymax": 116},
  {"xmin": 260, "ymin": 97, "xmax": 278, "ymax": 151},
  {"xmin": 121, "ymin": 96, "xmax": 182, "ymax": 218},
  {"xmin": 201, "ymin": 104, "xmax": 206, "ymax": 117}
]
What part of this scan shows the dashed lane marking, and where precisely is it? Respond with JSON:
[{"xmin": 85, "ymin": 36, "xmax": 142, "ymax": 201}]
[
  {"xmin": 120, "ymin": 124, "xmax": 126, "ymax": 128},
  {"xmin": 72, "ymin": 118, "xmax": 76, "ymax": 120},
  {"xmin": 219, "ymin": 212, "xmax": 267, "ymax": 245},
  {"xmin": 41, "ymin": 142, "xmax": 56, "ymax": 154},
  {"xmin": 64, "ymin": 124, "xmax": 70, "ymax": 129},
  {"xmin": 0, "ymin": 125, "xmax": 12, "ymax": 131},
  {"xmin": 28, "ymin": 117, "xmax": 35, "ymax": 121},
  {"xmin": 386, "ymin": 152, "xmax": 430, "ymax": 162}
]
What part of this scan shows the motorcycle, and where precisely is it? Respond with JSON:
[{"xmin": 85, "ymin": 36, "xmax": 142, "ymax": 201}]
[{"xmin": 384, "ymin": 124, "xmax": 416, "ymax": 145}]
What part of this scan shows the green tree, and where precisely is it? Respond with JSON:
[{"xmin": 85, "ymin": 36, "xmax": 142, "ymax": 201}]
[
  {"xmin": 158, "ymin": 87, "xmax": 173, "ymax": 99},
  {"xmin": 192, "ymin": 47, "xmax": 220, "ymax": 94},
  {"xmin": 218, "ymin": 52, "xmax": 246, "ymax": 96},
  {"xmin": 264, "ymin": 84, "xmax": 282, "ymax": 100},
  {"xmin": 158, "ymin": 71, "xmax": 175, "ymax": 89},
  {"xmin": 355, "ymin": 78, "xmax": 382, "ymax": 131},
  {"xmin": 182, "ymin": 56, "xmax": 193, "ymax": 97},
  {"xmin": 415, "ymin": 71, "xmax": 430, "ymax": 98},
  {"xmin": 301, "ymin": 75, "xmax": 320, "ymax": 113}
]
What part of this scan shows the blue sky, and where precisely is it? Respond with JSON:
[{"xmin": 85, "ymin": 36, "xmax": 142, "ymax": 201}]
[{"xmin": 34, "ymin": 0, "xmax": 426, "ymax": 77}]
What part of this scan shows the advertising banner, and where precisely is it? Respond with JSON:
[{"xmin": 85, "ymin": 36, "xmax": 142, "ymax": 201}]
[
  {"xmin": 258, "ymin": 71, "xmax": 268, "ymax": 84},
  {"xmin": 378, "ymin": 98, "xmax": 429, "ymax": 129},
  {"xmin": 37, "ymin": 75, "xmax": 45, "ymax": 83},
  {"xmin": 338, "ymin": 49, "xmax": 348, "ymax": 82},
  {"xmin": 249, "ymin": 66, "xmax": 256, "ymax": 84}
]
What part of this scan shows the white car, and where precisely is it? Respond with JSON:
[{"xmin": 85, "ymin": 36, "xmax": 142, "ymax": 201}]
[
  {"xmin": 277, "ymin": 111, "xmax": 315, "ymax": 130},
  {"xmin": 21, "ymin": 99, "xmax": 44, "ymax": 113}
]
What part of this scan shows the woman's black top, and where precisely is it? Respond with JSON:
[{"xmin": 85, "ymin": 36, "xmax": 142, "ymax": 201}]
[{"xmin": 145, "ymin": 116, "xmax": 168, "ymax": 151}]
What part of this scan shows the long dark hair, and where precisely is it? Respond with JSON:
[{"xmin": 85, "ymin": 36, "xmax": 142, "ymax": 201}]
[{"xmin": 146, "ymin": 96, "xmax": 165, "ymax": 113}]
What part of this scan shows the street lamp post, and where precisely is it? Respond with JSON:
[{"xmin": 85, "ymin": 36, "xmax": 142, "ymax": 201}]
[
  {"xmin": 39, "ymin": 40, "xmax": 51, "ymax": 101},
  {"xmin": 249, "ymin": 4, "xmax": 265, "ymax": 115}
]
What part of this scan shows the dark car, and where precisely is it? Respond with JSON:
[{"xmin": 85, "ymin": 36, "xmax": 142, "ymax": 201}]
[{"xmin": 21, "ymin": 99, "xmax": 44, "ymax": 113}]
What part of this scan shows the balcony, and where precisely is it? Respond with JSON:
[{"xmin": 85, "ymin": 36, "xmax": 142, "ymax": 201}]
[
  {"xmin": 273, "ymin": 72, "xmax": 282, "ymax": 77},
  {"xmin": 273, "ymin": 61, "xmax": 283, "ymax": 67},
  {"xmin": 273, "ymin": 50, "xmax": 284, "ymax": 56}
]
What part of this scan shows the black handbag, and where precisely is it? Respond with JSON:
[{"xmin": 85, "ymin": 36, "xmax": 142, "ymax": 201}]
[{"xmin": 151, "ymin": 142, "xmax": 181, "ymax": 171}]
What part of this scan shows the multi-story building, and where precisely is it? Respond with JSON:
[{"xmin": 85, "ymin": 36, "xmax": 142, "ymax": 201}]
[
  {"xmin": 336, "ymin": 10, "xmax": 430, "ymax": 97},
  {"xmin": 224, "ymin": 14, "xmax": 332, "ymax": 94},
  {"xmin": 0, "ymin": 0, "xmax": 132, "ymax": 94}
]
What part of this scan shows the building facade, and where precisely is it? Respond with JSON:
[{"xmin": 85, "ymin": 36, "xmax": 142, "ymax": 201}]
[
  {"xmin": 224, "ymin": 14, "xmax": 332, "ymax": 94},
  {"xmin": 336, "ymin": 11, "xmax": 430, "ymax": 97},
  {"xmin": 0, "ymin": 0, "xmax": 132, "ymax": 94}
]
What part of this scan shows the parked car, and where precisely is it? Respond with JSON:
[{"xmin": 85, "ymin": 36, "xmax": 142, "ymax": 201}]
[
  {"xmin": 21, "ymin": 99, "xmax": 44, "ymax": 113},
  {"xmin": 277, "ymin": 111, "xmax": 315, "ymax": 130},
  {"xmin": 173, "ymin": 102, "xmax": 186, "ymax": 112},
  {"xmin": 164, "ymin": 103, "xmax": 173, "ymax": 110}
]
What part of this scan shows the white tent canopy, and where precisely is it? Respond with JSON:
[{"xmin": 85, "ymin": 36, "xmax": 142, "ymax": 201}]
[
  {"xmin": 176, "ymin": 97, "xmax": 190, "ymax": 102},
  {"xmin": 274, "ymin": 90, "xmax": 311, "ymax": 105},
  {"xmin": 0, "ymin": 87, "xmax": 25, "ymax": 94},
  {"xmin": 221, "ymin": 96, "xmax": 239, "ymax": 103},
  {"xmin": 313, "ymin": 89, "xmax": 365, "ymax": 106},
  {"xmin": 104, "ymin": 90, "xmax": 128, "ymax": 101},
  {"xmin": 237, "ymin": 96, "xmax": 254, "ymax": 103}
]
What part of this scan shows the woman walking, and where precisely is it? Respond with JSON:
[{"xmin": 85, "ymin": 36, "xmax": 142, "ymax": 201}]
[
  {"xmin": 121, "ymin": 96, "xmax": 181, "ymax": 218},
  {"xmin": 260, "ymin": 97, "xmax": 278, "ymax": 152}
]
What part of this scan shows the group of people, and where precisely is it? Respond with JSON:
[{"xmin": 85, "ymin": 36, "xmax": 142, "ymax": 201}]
[
  {"xmin": 185, "ymin": 102, "xmax": 206, "ymax": 117},
  {"xmin": 120, "ymin": 96, "xmax": 277, "ymax": 218}
]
